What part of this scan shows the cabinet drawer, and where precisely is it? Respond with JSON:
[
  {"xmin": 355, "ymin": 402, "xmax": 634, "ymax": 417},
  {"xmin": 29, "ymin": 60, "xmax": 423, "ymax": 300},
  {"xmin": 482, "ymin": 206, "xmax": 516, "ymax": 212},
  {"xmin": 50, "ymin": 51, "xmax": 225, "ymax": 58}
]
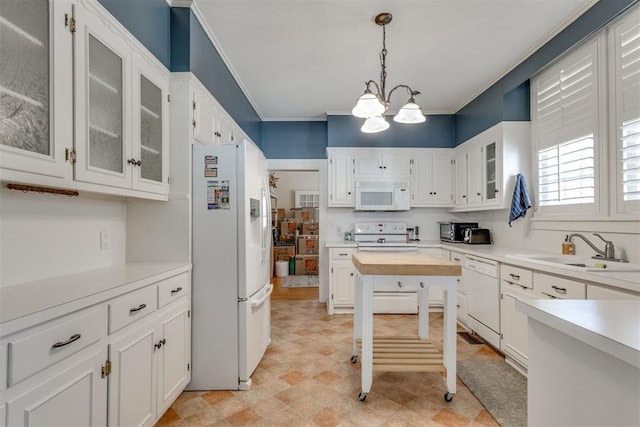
[
  {"xmin": 158, "ymin": 272, "xmax": 190, "ymax": 308},
  {"xmin": 330, "ymin": 248, "xmax": 356, "ymax": 260},
  {"xmin": 108, "ymin": 286, "xmax": 157, "ymax": 334},
  {"xmin": 501, "ymin": 265, "xmax": 533, "ymax": 289},
  {"xmin": 371, "ymin": 276, "xmax": 425, "ymax": 292},
  {"xmin": 534, "ymin": 272, "xmax": 586, "ymax": 299},
  {"xmin": 7, "ymin": 306, "xmax": 106, "ymax": 387}
]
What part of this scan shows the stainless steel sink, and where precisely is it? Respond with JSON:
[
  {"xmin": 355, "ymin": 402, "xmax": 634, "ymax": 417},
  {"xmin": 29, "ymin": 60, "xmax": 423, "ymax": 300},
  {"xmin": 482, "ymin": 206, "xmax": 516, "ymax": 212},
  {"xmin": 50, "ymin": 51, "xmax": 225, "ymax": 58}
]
[{"xmin": 505, "ymin": 254, "xmax": 640, "ymax": 273}]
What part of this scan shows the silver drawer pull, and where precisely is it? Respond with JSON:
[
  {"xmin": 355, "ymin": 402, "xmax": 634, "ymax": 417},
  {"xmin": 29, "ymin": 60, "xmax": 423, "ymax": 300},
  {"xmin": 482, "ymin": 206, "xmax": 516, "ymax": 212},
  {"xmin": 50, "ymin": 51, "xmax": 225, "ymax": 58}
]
[
  {"xmin": 52, "ymin": 333, "xmax": 81, "ymax": 349},
  {"xmin": 509, "ymin": 273, "xmax": 520, "ymax": 280},
  {"xmin": 170, "ymin": 287, "xmax": 183, "ymax": 295},
  {"xmin": 420, "ymin": 282, "xmax": 425, "ymax": 289},
  {"xmin": 339, "ymin": 253, "xmax": 349, "ymax": 256},
  {"xmin": 551, "ymin": 285, "xmax": 567, "ymax": 294},
  {"xmin": 397, "ymin": 281, "xmax": 402, "ymax": 288},
  {"xmin": 129, "ymin": 303, "xmax": 147, "ymax": 314}
]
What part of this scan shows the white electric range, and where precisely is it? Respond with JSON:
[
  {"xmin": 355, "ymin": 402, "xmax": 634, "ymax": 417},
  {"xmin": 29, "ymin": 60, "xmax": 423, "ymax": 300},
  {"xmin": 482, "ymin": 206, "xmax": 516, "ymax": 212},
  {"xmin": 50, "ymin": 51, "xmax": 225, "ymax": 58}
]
[{"xmin": 353, "ymin": 222, "xmax": 419, "ymax": 314}]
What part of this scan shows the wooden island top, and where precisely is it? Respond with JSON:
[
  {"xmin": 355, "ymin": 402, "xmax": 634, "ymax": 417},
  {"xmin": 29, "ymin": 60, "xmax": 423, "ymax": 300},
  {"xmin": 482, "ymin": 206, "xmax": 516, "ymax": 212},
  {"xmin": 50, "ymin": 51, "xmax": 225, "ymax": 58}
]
[{"xmin": 352, "ymin": 253, "xmax": 462, "ymax": 277}]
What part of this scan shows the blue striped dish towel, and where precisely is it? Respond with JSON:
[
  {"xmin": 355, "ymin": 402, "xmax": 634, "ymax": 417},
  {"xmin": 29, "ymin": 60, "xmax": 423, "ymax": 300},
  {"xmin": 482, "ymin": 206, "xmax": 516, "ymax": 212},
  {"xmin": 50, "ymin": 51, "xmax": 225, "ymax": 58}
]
[{"xmin": 509, "ymin": 173, "xmax": 532, "ymax": 227}]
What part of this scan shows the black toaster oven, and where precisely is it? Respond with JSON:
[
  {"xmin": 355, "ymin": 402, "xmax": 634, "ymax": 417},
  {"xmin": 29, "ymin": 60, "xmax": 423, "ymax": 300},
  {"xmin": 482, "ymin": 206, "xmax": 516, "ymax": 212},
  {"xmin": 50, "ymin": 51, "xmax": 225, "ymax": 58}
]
[{"xmin": 439, "ymin": 221, "xmax": 478, "ymax": 242}]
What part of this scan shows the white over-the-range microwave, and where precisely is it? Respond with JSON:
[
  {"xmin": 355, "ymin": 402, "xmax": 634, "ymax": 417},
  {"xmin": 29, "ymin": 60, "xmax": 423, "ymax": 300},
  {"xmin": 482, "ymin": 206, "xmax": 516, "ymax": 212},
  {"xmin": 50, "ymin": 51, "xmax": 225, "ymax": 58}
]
[{"xmin": 355, "ymin": 181, "xmax": 410, "ymax": 211}]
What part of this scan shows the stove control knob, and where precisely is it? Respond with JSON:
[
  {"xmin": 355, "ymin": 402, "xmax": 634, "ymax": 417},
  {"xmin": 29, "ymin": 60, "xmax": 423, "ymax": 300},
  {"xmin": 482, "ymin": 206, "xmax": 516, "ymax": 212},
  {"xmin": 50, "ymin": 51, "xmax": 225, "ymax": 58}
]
[
  {"xmin": 398, "ymin": 225, "xmax": 404, "ymax": 231},
  {"xmin": 364, "ymin": 225, "xmax": 369, "ymax": 230},
  {"xmin": 392, "ymin": 225, "xmax": 397, "ymax": 230}
]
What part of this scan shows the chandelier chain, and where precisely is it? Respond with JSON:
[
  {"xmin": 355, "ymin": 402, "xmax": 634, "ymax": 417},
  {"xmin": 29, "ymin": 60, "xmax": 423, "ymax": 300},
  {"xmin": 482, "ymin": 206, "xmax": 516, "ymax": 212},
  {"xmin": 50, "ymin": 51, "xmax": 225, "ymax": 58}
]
[{"xmin": 379, "ymin": 25, "xmax": 388, "ymax": 102}]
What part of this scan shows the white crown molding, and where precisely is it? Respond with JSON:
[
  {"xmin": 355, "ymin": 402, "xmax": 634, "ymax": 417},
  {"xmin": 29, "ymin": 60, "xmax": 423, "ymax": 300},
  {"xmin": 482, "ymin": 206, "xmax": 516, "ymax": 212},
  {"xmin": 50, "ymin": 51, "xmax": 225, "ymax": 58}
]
[
  {"xmin": 165, "ymin": 0, "xmax": 192, "ymax": 7},
  {"xmin": 263, "ymin": 117, "xmax": 327, "ymax": 122},
  {"xmin": 190, "ymin": 2, "xmax": 265, "ymax": 120},
  {"xmin": 454, "ymin": 0, "xmax": 600, "ymax": 113}
]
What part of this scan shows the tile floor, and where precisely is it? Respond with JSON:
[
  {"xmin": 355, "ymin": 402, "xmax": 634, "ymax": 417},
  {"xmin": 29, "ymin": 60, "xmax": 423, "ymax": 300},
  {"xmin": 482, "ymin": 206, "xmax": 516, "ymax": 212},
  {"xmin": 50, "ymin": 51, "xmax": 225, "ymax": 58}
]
[{"xmin": 157, "ymin": 300, "xmax": 503, "ymax": 426}]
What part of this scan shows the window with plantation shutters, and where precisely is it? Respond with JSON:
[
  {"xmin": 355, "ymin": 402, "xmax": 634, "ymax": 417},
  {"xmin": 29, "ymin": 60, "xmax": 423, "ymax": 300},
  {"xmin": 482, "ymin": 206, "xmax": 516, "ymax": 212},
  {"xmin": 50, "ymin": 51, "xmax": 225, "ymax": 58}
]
[
  {"xmin": 612, "ymin": 5, "xmax": 640, "ymax": 214},
  {"xmin": 532, "ymin": 38, "xmax": 601, "ymax": 214}
]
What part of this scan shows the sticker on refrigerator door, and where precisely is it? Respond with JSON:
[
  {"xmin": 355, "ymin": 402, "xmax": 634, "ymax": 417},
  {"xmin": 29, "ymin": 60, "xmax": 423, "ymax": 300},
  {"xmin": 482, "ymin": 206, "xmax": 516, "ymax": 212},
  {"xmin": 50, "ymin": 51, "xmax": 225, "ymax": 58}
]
[
  {"xmin": 204, "ymin": 156, "xmax": 218, "ymax": 177},
  {"xmin": 207, "ymin": 180, "xmax": 230, "ymax": 210}
]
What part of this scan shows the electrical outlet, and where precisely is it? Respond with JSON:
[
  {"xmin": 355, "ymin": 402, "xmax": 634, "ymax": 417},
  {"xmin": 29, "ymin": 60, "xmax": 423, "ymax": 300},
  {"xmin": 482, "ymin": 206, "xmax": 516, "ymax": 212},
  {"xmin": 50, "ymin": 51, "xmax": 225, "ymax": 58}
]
[{"xmin": 100, "ymin": 230, "xmax": 111, "ymax": 250}]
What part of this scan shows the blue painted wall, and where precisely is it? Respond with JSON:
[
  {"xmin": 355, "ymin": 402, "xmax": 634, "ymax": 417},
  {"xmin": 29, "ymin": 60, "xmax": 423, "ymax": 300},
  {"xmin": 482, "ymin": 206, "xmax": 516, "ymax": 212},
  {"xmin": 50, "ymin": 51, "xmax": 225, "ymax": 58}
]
[
  {"xmin": 262, "ymin": 122, "xmax": 327, "ymax": 159},
  {"xmin": 170, "ymin": 8, "xmax": 190, "ymax": 72},
  {"xmin": 97, "ymin": 0, "xmax": 171, "ymax": 69},
  {"xmin": 327, "ymin": 115, "xmax": 455, "ymax": 149},
  {"xmin": 454, "ymin": 0, "xmax": 637, "ymax": 145}
]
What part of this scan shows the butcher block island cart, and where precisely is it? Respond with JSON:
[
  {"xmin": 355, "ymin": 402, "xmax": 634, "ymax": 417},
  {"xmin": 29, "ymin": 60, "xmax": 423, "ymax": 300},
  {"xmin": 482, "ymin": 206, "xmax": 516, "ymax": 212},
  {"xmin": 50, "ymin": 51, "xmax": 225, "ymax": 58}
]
[{"xmin": 351, "ymin": 253, "xmax": 461, "ymax": 401}]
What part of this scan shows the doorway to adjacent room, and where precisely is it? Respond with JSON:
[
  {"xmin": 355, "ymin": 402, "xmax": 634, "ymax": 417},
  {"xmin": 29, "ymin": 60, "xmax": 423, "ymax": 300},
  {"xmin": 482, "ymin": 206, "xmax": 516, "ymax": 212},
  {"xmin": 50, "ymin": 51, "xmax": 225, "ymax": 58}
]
[{"xmin": 269, "ymin": 169, "xmax": 320, "ymax": 301}]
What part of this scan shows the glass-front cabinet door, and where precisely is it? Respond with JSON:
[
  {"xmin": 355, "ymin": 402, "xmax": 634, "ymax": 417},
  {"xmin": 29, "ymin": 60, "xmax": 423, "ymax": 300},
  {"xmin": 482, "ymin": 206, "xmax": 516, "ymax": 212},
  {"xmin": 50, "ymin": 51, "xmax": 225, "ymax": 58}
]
[
  {"xmin": 0, "ymin": 0, "xmax": 73, "ymax": 179},
  {"xmin": 73, "ymin": 2, "xmax": 131, "ymax": 189},
  {"xmin": 132, "ymin": 57, "xmax": 169, "ymax": 194},
  {"xmin": 482, "ymin": 139, "xmax": 502, "ymax": 207}
]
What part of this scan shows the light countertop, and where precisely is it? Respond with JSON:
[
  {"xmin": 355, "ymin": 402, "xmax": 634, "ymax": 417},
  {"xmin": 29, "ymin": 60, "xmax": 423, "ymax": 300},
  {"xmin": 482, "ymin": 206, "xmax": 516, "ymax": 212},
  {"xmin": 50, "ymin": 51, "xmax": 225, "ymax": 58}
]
[
  {"xmin": 352, "ymin": 253, "xmax": 461, "ymax": 276},
  {"xmin": 516, "ymin": 299, "xmax": 640, "ymax": 368},
  {"xmin": 0, "ymin": 262, "xmax": 192, "ymax": 326},
  {"xmin": 326, "ymin": 240, "xmax": 640, "ymax": 293}
]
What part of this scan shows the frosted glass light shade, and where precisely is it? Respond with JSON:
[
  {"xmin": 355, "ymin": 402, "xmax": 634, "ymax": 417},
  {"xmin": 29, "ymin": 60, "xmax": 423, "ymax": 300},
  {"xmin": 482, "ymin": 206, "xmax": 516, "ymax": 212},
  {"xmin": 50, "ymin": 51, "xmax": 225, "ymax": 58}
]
[
  {"xmin": 393, "ymin": 102, "xmax": 426, "ymax": 124},
  {"xmin": 352, "ymin": 93, "xmax": 385, "ymax": 118},
  {"xmin": 361, "ymin": 116, "xmax": 390, "ymax": 133}
]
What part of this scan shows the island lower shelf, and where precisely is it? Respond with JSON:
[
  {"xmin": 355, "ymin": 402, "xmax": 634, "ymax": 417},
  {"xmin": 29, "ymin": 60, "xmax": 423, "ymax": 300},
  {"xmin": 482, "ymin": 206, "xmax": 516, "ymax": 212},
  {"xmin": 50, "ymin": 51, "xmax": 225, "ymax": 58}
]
[{"xmin": 356, "ymin": 336, "xmax": 445, "ymax": 372}]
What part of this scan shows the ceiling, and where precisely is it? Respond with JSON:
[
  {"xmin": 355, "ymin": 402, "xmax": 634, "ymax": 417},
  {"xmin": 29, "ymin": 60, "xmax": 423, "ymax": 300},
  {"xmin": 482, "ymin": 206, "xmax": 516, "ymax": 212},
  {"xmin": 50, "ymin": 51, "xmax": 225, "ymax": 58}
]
[{"xmin": 192, "ymin": 0, "xmax": 596, "ymax": 121}]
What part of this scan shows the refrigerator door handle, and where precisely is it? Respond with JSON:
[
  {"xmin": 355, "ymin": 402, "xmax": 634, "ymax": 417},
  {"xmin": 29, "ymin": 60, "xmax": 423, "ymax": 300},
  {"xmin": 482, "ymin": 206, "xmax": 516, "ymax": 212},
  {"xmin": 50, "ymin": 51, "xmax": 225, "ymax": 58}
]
[
  {"xmin": 251, "ymin": 283, "xmax": 273, "ymax": 310},
  {"xmin": 262, "ymin": 178, "xmax": 272, "ymax": 266}
]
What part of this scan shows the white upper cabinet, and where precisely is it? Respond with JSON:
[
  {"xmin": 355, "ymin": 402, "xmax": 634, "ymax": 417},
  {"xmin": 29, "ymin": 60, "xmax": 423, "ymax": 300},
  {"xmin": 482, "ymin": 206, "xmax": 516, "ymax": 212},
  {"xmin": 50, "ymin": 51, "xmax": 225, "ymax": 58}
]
[
  {"xmin": 0, "ymin": 0, "xmax": 73, "ymax": 180},
  {"xmin": 74, "ymin": 1, "xmax": 169, "ymax": 195},
  {"xmin": 354, "ymin": 152, "xmax": 411, "ymax": 181},
  {"xmin": 451, "ymin": 122, "xmax": 530, "ymax": 212},
  {"xmin": 410, "ymin": 150, "xmax": 453, "ymax": 207},
  {"xmin": 0, "ymin": 0, "xmax": 170, "ymax": 199},
  {"xmin": 192, "ymin": 84, "xmax": 217, "ymax": 145},
  {"xmin": 466, "ymin": 141, "xmax": 483, "ymax": 208},
  {"xmin": 327, "ymin": 149, "xmax": 354, "ymax": 207},
  {"xmin": 73, "ymin": 3, "xmax": 131, "ymax": 189},
  {"xmin": 131, "ymin": 57, "xmax": 169, "ymax": 194},
  {"xmin": 192, "ymin": 78, "xmax": 238, "ymax": 146},
  {"xmin": 453, "ymin": 147, "xmax": 468, "ymax": 208},
  {"xmin": 328, "ymin": 147, "xmax": 456, "ymax": 208}
]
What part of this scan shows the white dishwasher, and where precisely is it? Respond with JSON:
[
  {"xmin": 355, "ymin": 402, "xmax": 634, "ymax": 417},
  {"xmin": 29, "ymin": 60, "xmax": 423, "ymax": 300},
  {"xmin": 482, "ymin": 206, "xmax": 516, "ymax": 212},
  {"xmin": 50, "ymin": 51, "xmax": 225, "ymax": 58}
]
[{"xmin": 464, "ymin": 255, "xmax": 500, "ymax": 348}]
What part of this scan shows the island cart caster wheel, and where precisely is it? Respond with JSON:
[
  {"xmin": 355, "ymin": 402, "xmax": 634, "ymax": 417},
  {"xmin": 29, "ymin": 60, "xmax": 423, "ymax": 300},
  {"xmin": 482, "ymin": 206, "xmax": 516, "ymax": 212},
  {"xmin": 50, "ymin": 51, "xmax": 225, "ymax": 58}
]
[
  {"xmin": 444, "ymin": 392, "xmax": 454, "ymax": 402},
  {"xmin": 358, "ymin": 392, "xmax": 368, "ymax": 401},
  {"xmin": 350, "ymin": 355, "xmax": 358, "ymax": 363}
]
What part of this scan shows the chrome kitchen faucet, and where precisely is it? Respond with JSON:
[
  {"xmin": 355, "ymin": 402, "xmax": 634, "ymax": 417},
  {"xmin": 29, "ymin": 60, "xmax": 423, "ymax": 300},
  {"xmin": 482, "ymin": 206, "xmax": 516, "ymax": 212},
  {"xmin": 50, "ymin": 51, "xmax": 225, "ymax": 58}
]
[{"xmin": 567, "ymin": 233, "xmax": 628, "ymax": 263}]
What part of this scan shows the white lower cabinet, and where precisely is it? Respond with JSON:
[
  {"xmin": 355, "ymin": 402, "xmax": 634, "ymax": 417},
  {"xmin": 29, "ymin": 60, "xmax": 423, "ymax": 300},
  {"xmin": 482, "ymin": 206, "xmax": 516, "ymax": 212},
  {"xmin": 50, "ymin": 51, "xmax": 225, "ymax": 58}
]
[
  {"xmin": 108, "ymin": 319, "xmax": 158, "ymax": 427},
  {"xmin": 6, "ymin": 346, "xmax": 107, "ymax": 426},
  {"xmin": 534, "ymin": 272, "xmax": 586, "ymax": 299},
  {"xmin": 0, "ymin": 271, "xmax": 191, "ymax": 427},
  {"xmin": 449, "ymin": 251, "xmax": 467, "ymax": 325},
  {"xmin": 156, "ymin": 301, "xmax": 190, "ymax": 416},
  {"xmin": 328, "ymin": 248, "xmax": 357, "ymax": 314},
  {"xmin": 500, "ymin": 282, "xmax": 534, "ymax": 368},
  {"xmin": 586, "ymin": 284, "xmax": 640, "ymax": 300},
  {"xmin": 108, "ymin": 295, "xmax": 190, "ymax": 427}
]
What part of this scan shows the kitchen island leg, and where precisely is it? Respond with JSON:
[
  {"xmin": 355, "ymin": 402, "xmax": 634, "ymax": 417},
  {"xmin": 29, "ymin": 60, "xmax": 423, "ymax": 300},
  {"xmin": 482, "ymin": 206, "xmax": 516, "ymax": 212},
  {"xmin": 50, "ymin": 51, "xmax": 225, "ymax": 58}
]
[
  {"xmin": 352, "ymin": 273, "xmax": 362, "ymax": 362},
  {"xmin": 358, "ymin": 275, "xmax": 374, "ymax": 400},
  {"xmin": 418, "ymin": 283, "xmax": 430, "ymax": 340},
  {"xmin": 443, "ymin": 277, "xmax": 457, "ymax": 397}
]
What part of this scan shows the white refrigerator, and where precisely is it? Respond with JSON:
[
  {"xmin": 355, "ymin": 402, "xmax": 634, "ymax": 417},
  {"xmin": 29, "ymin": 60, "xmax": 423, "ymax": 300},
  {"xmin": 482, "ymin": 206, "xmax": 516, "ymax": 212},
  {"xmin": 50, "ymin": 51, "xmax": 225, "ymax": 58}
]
[{"xmin": 190, "ymin": 141, "xmax": 272, "ymax": 390}]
